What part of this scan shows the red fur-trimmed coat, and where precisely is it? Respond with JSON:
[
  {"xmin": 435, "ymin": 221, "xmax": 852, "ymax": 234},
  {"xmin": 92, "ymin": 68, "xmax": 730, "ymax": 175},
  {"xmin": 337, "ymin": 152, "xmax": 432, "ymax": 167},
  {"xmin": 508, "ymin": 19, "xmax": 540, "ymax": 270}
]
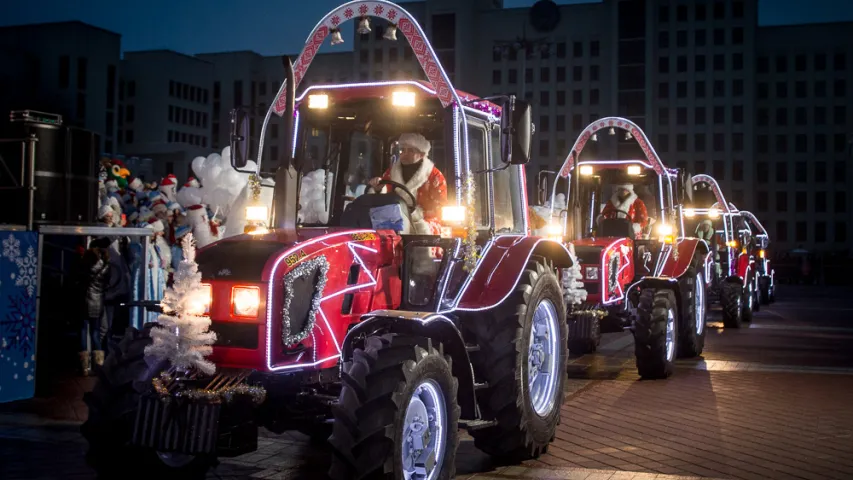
[
  {"xmin": 601, "ymin": 190, "xmax": 649, "ymax": 238},
  {"xmin": 380, "ymin": 158, "xmax": 448, "ymax": 235}
]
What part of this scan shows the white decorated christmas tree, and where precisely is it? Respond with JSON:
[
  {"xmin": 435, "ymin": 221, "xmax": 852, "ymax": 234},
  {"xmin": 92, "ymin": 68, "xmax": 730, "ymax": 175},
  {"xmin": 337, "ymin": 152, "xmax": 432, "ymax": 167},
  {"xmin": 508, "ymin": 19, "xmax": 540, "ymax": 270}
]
[
  {"xmin": 562, "ymin": 243, "xmax": 588, "ymax": 306},
  {"xmin": 144, "ymin": 233, "xmax": 217, "ymax": 375}
]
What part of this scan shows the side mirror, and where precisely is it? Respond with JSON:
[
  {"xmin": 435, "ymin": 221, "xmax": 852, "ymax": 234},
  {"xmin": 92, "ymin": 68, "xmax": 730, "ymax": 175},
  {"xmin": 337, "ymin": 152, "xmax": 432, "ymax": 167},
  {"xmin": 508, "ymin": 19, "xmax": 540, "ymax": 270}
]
[
  {"xmin": 230, "ymin": 108, "xmax": 251, "ymax": 169},
  {"xmin": 500, "ymin": 97, "xmax": 532, "ymax": 165},
  {"xmin": 537, "ymin": 170, "xmax": 555, "ymax": 206}
]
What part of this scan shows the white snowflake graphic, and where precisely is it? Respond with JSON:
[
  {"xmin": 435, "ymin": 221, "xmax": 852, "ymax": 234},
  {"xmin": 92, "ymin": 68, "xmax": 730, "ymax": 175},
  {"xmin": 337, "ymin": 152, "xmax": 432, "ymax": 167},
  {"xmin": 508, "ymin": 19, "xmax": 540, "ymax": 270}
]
[
  {"xmin": 15, "ymin": 246, "xmax": 37, "ymax": 297},
  {"xmin": 2, "ymin": 234, "xmax": 20, "ymax": 262}
]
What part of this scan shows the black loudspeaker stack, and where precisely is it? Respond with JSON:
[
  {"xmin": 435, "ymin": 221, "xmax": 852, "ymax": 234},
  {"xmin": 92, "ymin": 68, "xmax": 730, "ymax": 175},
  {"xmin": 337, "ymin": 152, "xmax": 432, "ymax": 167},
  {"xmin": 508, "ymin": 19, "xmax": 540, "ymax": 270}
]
[{"xmin": 0, "ymin": 111, "xmax": 100, "ymax": 227}]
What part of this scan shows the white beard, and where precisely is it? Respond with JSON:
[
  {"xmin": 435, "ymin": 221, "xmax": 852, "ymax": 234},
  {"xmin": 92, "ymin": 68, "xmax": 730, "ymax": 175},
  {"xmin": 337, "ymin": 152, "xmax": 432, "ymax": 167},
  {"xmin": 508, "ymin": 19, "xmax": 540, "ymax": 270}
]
[
  {"xmin": 389, "ymin": 158, "xmax": 434, "ymax": 235},
  {"xmin": 155, "ymin": 236, "xmax": 172, "ymax": 267},
  {"xmin": 609, "ymin": 191, "xmax": 638, "ymax": 217}
]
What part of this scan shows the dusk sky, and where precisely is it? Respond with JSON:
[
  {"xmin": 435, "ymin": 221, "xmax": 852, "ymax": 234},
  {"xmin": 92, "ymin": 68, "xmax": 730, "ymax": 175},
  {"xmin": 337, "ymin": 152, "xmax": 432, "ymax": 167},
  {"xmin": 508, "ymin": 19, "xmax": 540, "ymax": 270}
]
[{"xmin": 2, "ymin": 0, "xmax": 852, "ymax": 57}]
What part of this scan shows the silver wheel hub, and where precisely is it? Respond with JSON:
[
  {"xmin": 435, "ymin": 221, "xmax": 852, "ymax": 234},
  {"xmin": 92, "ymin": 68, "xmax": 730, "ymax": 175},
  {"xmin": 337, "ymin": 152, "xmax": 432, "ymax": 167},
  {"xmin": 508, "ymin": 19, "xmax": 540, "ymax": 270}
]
[
  {"xmin": 527, "ymin": 299, "xmax": 561, "ymax": 417},
  {"xmin": 665, "ymin": 308, "xmax": 676, "ymax": 362},
  {"xmin": 156, "ymin": 451, "xmax": 195, "ymax": 469},
  {"xmin": 695, "ymin": 274, "xmax": 705, "ymax": 335},
  {"xmin": 402, "ymin": 380, "xmax": 446, "ymax": 480}
]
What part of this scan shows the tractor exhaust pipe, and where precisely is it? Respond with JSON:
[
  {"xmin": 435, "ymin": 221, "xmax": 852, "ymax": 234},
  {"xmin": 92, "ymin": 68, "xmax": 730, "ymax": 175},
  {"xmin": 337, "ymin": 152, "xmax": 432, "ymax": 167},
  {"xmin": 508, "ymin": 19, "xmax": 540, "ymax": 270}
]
[{"xmin": 271, "ymin": 56, "xmax": 298, "ymax": 238}]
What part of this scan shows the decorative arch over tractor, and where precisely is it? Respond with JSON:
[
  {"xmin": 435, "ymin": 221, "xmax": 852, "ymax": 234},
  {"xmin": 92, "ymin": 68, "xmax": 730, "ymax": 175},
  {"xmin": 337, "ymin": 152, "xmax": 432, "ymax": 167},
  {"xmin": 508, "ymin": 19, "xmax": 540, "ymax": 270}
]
[
  {"xmin": 271, "ymin": 0, "xmax": 460, "ymax": 115},
  {"xmin": 738, "ymin": 210, "xmax": 769, "ymax": 237},
  {"xmin": 557, "ymin": 117, "xmax": 670, "ymax": 178},
  {"xmin": 691, "ymin": 174, "xmax": 733, "ymax": 213}
]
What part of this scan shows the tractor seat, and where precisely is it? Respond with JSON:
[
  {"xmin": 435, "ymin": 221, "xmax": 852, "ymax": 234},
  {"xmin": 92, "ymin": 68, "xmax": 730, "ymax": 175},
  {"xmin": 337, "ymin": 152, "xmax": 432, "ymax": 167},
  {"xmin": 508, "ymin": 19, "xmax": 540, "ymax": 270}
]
[
  {"xmin": 339, "ymin": 192, "xmax": 413, "ymax": 234},
  {"xmin": 599, "ymin": 217, "xmax": 634, "ymax": 238}
]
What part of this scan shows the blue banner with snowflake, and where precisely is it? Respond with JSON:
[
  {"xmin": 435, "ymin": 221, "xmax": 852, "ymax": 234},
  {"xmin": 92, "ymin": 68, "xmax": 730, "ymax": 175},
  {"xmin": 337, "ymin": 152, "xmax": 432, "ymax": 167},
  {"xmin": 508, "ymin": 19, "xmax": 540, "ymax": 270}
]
[{"xmin": 0, "ymin": 232, "xmax": 38, "ymax": 403}]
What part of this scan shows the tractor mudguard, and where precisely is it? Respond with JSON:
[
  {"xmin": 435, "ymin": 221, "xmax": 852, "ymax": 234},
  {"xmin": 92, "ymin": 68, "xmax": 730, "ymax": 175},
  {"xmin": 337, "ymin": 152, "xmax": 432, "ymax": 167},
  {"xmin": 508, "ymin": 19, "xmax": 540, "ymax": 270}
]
[
  {"xmin": 625, "ymin": 277, "xmax": 682, "ymax": 312},
  {"xmin": 342, "ymin": 310, "xmax": 477, "ymax": 419},
  {"xmin": 656, "ymin": 238, "xmax": 709, "ymax": 279},
  {"xmin": 455, "ymin": 236, "xmax": 573, "ymax": 311}
]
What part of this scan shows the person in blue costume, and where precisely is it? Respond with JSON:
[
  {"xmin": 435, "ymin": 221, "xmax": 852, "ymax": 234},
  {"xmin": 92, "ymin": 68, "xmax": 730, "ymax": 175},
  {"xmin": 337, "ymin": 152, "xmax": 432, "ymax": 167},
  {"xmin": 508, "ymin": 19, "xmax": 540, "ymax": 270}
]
[{"xmin": 143, "ymin": 217, "xmax": 171, "ymax": 324}]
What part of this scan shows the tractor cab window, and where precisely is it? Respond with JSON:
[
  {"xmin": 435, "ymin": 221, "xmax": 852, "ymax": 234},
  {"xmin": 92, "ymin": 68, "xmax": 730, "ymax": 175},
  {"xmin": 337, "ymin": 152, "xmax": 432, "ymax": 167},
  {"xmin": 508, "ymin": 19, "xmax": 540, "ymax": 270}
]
[
  {"xmin": 491, "ymin": 126, "xmax": 526, "ymax": 233},
  {"xmin": 573, "ymin": 165, "xmax": 662, "ymax": 239}
]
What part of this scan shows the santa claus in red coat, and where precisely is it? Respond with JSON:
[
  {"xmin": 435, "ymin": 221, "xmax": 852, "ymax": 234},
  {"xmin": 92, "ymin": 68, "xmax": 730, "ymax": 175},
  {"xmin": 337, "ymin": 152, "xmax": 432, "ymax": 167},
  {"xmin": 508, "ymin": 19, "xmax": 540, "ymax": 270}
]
[
  {"xmin": 368, "ymin": 133, "xmax": 447, "ymax": 235},
  {"xmin": 600, "ymin": 183, "xmax": 649, "ymax": 238}
]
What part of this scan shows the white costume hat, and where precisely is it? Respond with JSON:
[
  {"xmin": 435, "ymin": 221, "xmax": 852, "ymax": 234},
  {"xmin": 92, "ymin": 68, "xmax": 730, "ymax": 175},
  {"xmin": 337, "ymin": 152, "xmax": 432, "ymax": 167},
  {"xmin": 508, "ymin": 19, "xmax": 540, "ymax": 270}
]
[
  {"xmin": 145, "ymin": 218, "xmax": 165, "ymax": 232},
  {"xmin": 614, "ymin": 183, "xmax": 634, "ymax": 192},
  {"xmin": 398, "ymin": 133, "xmax": 431, "ymax": 156},
  {"xmin": 98, "ymin": 204, "xmax": 113, "ymax": 219}
]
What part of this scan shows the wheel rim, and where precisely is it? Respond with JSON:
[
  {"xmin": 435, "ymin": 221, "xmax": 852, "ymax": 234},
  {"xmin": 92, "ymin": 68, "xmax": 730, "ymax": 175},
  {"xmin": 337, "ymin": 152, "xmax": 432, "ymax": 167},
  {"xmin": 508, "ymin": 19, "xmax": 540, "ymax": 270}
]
[
  {"xmin": 695, "ymin": 274, "xmax": 705, "ymax": 335},
  {"xmin": 665, "ymin": 308, "xmax": 676, "ymax": 362},
  {"xmin": 402, "ymin": 379, "xmax": 446, "ymax": 480},
  {"xmin": 527, "ymin": 298, "xmax": 561, "ymax": 417},
  {"xmin": 156, "ymin": 451, "xmax": 195, "ymax": 468}
]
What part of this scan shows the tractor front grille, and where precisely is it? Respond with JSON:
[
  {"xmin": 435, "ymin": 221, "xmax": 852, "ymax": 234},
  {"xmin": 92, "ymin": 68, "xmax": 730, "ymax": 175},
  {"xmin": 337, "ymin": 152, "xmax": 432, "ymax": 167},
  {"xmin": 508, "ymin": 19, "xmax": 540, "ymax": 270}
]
[
  {"xmin": 211, "ymin": 321, "xmax": 259, "ymax": 350},
  {"xmin": 132, "ymin": 395, "xmax": 221, "ymax": 454}
]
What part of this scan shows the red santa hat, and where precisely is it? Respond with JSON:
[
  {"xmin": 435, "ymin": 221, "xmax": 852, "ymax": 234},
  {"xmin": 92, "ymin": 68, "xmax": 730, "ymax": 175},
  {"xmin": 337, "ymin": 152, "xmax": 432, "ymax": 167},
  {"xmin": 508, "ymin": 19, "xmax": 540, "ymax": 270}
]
[
  {"xmin": 127, "ymin": 176, "xmax": 144, "ymax": 192},
  {"xmin": 398, "ymin": 133, "xmax": 431, "ymax": 156},
  {"xmin": 145, "ymin": 217, "xmax": 165, "ymax": 232},
  {"xmin": 186, "ymin": 204, "xmax": 208, "ymax": 223},
  {"xmin": 160, "ymin": 176, "xmax": 177, "ymax": 187},
  {"xmin": 614, "ymin": 183, "xmax": 634, "ymax": 193},
  {"xmin": 184, "ymin": 177, "xmax": 200, "ymax": 188},
  {"xmin": 152, "ymin": 200, "xmax": 168, "ymax": 215}
]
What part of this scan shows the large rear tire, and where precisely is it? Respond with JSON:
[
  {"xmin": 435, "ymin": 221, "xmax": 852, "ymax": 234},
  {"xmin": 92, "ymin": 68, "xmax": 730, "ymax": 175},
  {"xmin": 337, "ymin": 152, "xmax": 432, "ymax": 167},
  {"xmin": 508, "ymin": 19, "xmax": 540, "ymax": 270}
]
[
  {"xmin": 720, "ymin": 281, "xmax": 743, "ymax": 328},
  {"xmin": 634, "ymin": 289, "xmax": 678, "ymax": 379},
  {"xmin": 81, "ymin": 325, "xmax": 215, "ymax": 479},
  {"xmin": 464, "ymin": 259, "xmax": 567, "ymax": 461},
  {"xmin": 759, "ymin": 277, "xmax": 771, "ymax": 305},
  {"xmin": 677, "ymin": 261, "xmax": 706, "ymax": 358},
  {"xmin": 742, "ymin": 277, "xmax": 754, "ymax": 323},
  {"xmin": 328, "ymin": 334, "xmax": 459, "ymax": 480}
]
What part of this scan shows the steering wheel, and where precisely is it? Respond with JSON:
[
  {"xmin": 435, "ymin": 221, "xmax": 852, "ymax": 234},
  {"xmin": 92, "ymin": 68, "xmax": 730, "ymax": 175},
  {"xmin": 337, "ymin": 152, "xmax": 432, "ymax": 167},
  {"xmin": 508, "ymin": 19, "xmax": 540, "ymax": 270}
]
[{"xmin": 367, "ymin": 179, "xmax": 418, "ymax": 213}]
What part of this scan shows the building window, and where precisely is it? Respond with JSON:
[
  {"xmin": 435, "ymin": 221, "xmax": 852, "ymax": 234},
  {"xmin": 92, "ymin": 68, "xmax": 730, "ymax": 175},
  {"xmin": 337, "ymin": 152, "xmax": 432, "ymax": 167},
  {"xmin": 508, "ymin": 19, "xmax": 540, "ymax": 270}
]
[
  {"xmin": 168, "ymin": 105, "xmax": 174, "ymax": 122},
  {"xmin": 590, "ymin": 89, "xmax": 600, "ymax": 105},
  {"xmin": 555, "ymin": 66, "xmax": 566, "ymax": 82},
  {"xmin": 714, "ymin": 29, "xmax": 725, "ymax": 45},
  {"xmin": 733, "ymin": 1, "xmax": 745, "ymax": 18},
  {"xmin": 776, "ymin": 162, "xmax": 787, "ymax": 183},
  {"xmin": 658, "ymin": 57, "xmax": 669, "ymax": 74},
  {"xmin": 106, "ymin": 65, "xmax": 116, "ymax": 109},
  {"xmin": 733, "ymin": 106, "xmax": 743, "ymax": 124},
  {"xmin": 539, "ymin": 115, "xmax": 550, "ymax": 132},
  {"xmin": 713, "ymin": 54, "xmax": 724, "ymax": 71},
  {"xmin": 815, "ymin": 162, "xmax": 827, "ymax": 182},
  {"xmin": 77, "ymin": 57, "xmax": 88, "ymax": 90},
  {"xmin": 795, "ymin": 107, "xmax": 807, "ymax": 125},
  {"xmin": 757, "ymin": 135, "xmax": 769, "ymax": 154},
  {"xmin": 795, "ymin": 222, "xmax": 807, "ymax": 242},
  {"xmin": 677, "ymin": 81, "xmax": 687, "ymax": 98},
  {"xmin": 556, "ymin": 42, "xmax": 566, "ymax": 58},
  {"xmin": 126, "ymin": 105, "xmax": 134, "ymax": 123},
  {"xmin": 539, "ymin": 139, "xmax": 549, "ymax": 156},
  {"xmin": 125, "ymin": 130, "xmax": 134, "ymax": 144},
  {"xmin": 733, "ymin": 27, "xmax": 744, "ymax": 45},
  {"xmin": 776, "ymin": 55, "xmax": 787, "ymax": 73},
  {"xmin": 714, "ymin": 1, "xmax": 725, "ymax": 19},
  {"xmin": 757, "ymin": 191, "xmax": 768, "ymax": 212},
  {"xmin": 676, "ymin": 30, "xmax": 687, "ymax": 47},
  {"xmin": 694, "ymin": 160, "xmax": 706, "ymax": 174},
  {"xmin": 556, "ymin": 115, "xmax": 565, "ymax": 131},
  {"xmin": 795, "ymin": 135, "xmax": 808, "ymax": 153},
  {"xmin": 127, "ymin": 81, "xmax": 136, "ymax": 97},
  {"xmin": 733, "ymin": 53, "xmax": 743, "ymax": 70},
  {"xmin": 733, "ymin": 133, "xmax": 744, "ymax": 152},
  {"xmin": 658, "ymin": 31, "xmax": 669, "ymax": 48},
  {"xmin": 756, "ymin": 161, "xmax": 769, "ymax": 182},
  {"xmin": 835, "ymin": 52, "xmax": 847, "ymax": 70},
  {"xmin": 714, "ymin": 106, "xmax": 725, "ymax": 124},
  {"xmin": 816, "ymin": 192, "xmax": 827, "ymax": 213},
  {"xmin": 835, "ymin": 106, "xmax": 847, "ymax": 124},
  {"xmin": 492, "ymin": 70, "xmax": 501, "ymax": 84},
  {"xmin": 776, "ymin": 191, "xmax": 788, "ymax": 212},
  {"xmin": 776, "ymin": 108, "xmax": 787, "ymax": 126},
  {"xmin": 695, "ymin": 107, "xmax": 706, "ymax": 125},
  {"xmin": 540, "ymin": 67, "xmax": 550, "ymax": 82},
  {"xmin": 695, "ymin": 81, "xmax": 706, "ymax": 98},
  {"xmin": 677, "ymin": 56, "xmax": 687, "ymax": 72},
  {"xmin": 677, "ymin": 134, "xmax": 687, "ymax": 152},
  {"xmin": 695, "ymin": 30, "xmax": 706, "ymax": 46},
  {"xmin": 814, "ymin": 81, "xmax": 826, "ymax": 97},
  {"xmin": 775, "ymin": 221, "xmax": 787, "ymax": 242},
  {"xmin": 714, "ymin": 80, "xmax": 725, "ymax": 96},
  {"xmin": 835, "ymin": 134, "xmax": 848, "ymax": 154},
  {"xmin": 590, "ymin": 41, "xmax": 600, "ymax": 57},
  {"xmin": 573, "ymin": 90, "xmax": 582, "ymax": 105},
  {"xmin": 714, "ymin": 133, "xmax": 725, "ymax": 151},
  {"xmin": 836, "ymin": 222, "xmax": 847, "ymax": 243},
  {"xmin": 796, "ymin": 161, "xmax": 807, "ymax": 182},
  {"xmin": 167, "ymin": 130, "xmax": 173, "ymax": 143},
  {"xmin": 658, "ymin": 82, "xmax": 669, "ymax": 99},
  {"xmin": 58, "ymin": 56, "xmax": 70, "ymax": 88},
  {"xmin": 540, "ymin": 91, "xmax": 549, "ymax": 106},
  {"xmin": 776, "ymin": 135, "xmax": 787, "ymax": 154},
  {"xmin": 658, "ymin": 134, "xmax": 669, "ymax": 152},
  {"xmin": 835, "ymin": 191, "xmax": 846, "ymax": 212},
  {"xmin": 834, "ymin": 79, "xmax": 846, "ymax": 96},
  {"xmin": 695, "ymin": 4, "xmax": 706, "ymax": 21},
  {"xmin": 815, "ymin": 106, "xmax": 826, "ymax": 124},
  {"xmin": 677, "ymin": 4, "xmax": 687, "ymax": 22},
  {"xmin": 757, "ymin": 82, "xmax": 768, "ymax": 99},
  {"xmin": 695, "ymin": 55, "xmax": 706, "ymax": 72},
  {"xmin": 573, "ymin": 41, "xmax": 583, "ymax": 57},
  {"xmin": 556, "ymin": 91, "xmax": 566, "ymax": 106},
  {"xmin": 658, "ymin": 5, "xmax": 669, "ymax": 22},
  {"xmin": 757, "ymin": 57, "xmax": 769, "ymax": 73},
  {"xmin": 572, "ymin": 114, "xmax": 583, "ymax": 130},
  {"xmin": 713, "ymin": 160, "xmax": 725, "ymax": 179}
]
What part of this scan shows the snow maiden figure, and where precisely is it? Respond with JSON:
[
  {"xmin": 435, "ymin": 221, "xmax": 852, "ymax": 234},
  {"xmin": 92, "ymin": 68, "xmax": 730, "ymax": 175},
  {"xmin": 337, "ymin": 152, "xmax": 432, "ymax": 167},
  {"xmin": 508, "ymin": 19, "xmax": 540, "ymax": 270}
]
[{"xmin": 144, "ymin": 218, "xmax": 171, "ymax": 323}]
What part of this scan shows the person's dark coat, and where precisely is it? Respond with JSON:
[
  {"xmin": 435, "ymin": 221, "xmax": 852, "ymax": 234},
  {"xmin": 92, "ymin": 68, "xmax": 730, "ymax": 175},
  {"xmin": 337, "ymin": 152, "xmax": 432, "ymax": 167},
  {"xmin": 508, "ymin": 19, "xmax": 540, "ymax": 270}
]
[{"xmin": 81, "ymin": 247, "xmax": 111, "ymax": 319}]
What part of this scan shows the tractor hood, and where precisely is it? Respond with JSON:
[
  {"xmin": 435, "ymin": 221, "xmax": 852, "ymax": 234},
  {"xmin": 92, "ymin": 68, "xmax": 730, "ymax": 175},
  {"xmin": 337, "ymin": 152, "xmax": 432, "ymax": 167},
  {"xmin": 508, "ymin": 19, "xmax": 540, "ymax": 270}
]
[{"xmin": 196, "ymin": 228, "xmax": 344, "ymax": 282}]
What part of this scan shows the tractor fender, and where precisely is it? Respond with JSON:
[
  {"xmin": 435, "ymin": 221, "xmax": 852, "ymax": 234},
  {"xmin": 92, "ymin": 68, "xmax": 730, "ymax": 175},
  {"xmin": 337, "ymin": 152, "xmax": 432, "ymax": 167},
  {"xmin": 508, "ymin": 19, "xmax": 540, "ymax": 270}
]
[
  {"xmin": 725, "ymin": 274, "xmax": 745, "ymax": 286},
  {"xmin": 342, "ymin": 310, "xmax": 477, "ymax": 419},
  {"xmin": 455, "ymin": 236, "xmax": 573, "ymax": 311},
  {"xmin": 657, "ymin": 238, "xmax": 710, "ymax": 279},
  {"xmin": 624, "ymin": 276, "xmax": 688, "ymax": 320}
]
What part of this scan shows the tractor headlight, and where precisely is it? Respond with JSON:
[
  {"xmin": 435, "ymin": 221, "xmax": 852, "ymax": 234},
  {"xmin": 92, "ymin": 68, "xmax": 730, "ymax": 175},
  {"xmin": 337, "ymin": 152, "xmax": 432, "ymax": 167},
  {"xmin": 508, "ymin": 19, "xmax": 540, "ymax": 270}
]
[
  {"xmin": 188, "ymin": 284, "xmax": 212, "ymax": 316},
  {"xmin": 708, "ymin": 208, "xmax": 720, "ymax": 219},
  {"xmin": 585, "ymin": 266, "xmax": 599, "ymax": 280},
  {"xmin": 441, "ymin": 205, "xmax": 466, "ymax": 225},
  {"xmin": 684, "ymin": 208, "xmax": 696, "ymax": 218},
  {"xmin": 232, "ymin": 286, "xmax": 260, "ymax": 318}
]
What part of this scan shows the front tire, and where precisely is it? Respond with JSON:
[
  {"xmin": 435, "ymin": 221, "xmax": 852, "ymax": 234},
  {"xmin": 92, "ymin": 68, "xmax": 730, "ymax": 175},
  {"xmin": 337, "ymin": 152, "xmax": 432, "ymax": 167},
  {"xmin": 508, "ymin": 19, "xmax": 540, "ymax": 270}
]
[
  {"xmin": 634, "ymin": 289, "xmax": 678, "ymax": 379},
  {"xmin": 742, "ymin": 278, "xmax": 754, "ymax": 323},
  {"xmin": 328, "ymin": 334, "xmax": 459, "ymax": 480},
  {"xmin": 81, "ymin": 325, "xmax": 215, "ymax": 479},
  {"xmin": 720, "ymin": 281, "xmax": 743, "ymax": 328},
  {"xmin": 464, "ymin": 259, "xmax": 567, "ymax": 461},
  {"xmin": 677, "ymin": 261, "xmax": 706, "ymax": 358}
]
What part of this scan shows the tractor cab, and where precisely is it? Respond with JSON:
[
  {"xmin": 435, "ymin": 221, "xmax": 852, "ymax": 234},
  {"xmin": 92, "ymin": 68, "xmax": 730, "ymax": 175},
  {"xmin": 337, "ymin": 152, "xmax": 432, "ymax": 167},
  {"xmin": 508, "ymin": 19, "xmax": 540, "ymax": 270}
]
[{"xmin": 737, "ymin": 209, "xmax": 775, "ymax": 304}]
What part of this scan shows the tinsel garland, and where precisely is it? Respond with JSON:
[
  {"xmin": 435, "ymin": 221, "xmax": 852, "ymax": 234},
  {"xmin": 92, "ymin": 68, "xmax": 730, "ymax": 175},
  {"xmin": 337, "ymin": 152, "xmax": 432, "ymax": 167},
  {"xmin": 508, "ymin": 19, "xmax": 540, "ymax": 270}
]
[
  {"xmin": 248, "ymin": 173, "xmax": 261, "ymax": 203},
  {"xmin": 281, "ymin": 255, "xmax": 329, "ymax": 345},
  {"xmin": 462, "ymin": 173, "xmax": 479, "ymax": 272},
  {"xmin": 608, "ymin": 251, "xmax": 620, "ymax": 297},
  {"xmin": 151, "ymin": 374, "xmax": 266, "ymax": 406}
]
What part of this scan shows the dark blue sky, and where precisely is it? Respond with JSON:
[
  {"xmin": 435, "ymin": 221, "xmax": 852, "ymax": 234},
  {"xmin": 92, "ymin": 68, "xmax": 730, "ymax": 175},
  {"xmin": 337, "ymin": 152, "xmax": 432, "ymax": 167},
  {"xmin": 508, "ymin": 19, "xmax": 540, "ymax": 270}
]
[{"xmin": 2, "ymin": 0, "xmax": 851, "ymax": 57}]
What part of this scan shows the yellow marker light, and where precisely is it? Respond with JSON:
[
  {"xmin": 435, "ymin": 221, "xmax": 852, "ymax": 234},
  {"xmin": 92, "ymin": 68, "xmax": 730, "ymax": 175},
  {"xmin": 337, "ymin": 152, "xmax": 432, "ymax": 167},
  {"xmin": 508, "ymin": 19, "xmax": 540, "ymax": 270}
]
[
  {"xmin": 759, "ymin": 249, "xmax": 766, "ymax": 258},
  {"xmin": 245, "ymin": 225, "xmax": 269, "ymax": 235},
  {"xmin": 308, "ymin": 94, "xmax": 329, "ymax": 109},
  {"xmin": 627, "ymin": 165, "xmax": 642, "ymax": 175},
  {"xmin": 727, "ymin": 240, "xmax": 738, "ymax": 248},
  {"xmin": 708, "ymin": 208, "xmax": 720, "ymax": 219},
  {"xmin": 441, "ymin": 205, "xmax": 466, "ymax": 224},
  {"xmin": 663, "ymin": 235, "xmax": 675, "ymax": 244},
  {"xmin": 579, "ymin": 165, "xmax": 594, "ymax": 176},
  {"xmin": 546, "ymin": 223, "xmax": 562, "ymax": 236},
  {"xmin": 392, "ymin": 90, "xmax": 416, "ymax": 107},
  {"xmin": 232, "ymin": 286, "xmax": 261, "ymax": 318},
  {"xmin": 684, "ymin": 208, "xmax": 696, "ymax": 218},
  {"xmin": 246, "ymin": 205, "xmax": 268, "ymax": 222},
  {"xmin": 187, "ymin": 284, "xmax": 212, "ymax": 316}
]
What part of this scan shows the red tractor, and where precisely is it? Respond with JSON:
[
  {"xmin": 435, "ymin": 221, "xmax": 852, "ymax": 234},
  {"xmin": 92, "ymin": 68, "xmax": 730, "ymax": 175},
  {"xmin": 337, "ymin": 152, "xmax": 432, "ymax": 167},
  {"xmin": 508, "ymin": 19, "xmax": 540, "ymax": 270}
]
[
  {"xmin": 735, "ymin": 209, "xmax": 775, "ymax": 305},
  {"xmin": 544, "ymin": 118, "xmax": 711, "ymax": 379},
  {"xmin": 82, "ymin": 2, "xmax": 575, "ymax": 479},
  {"xmin": 686, "ymin": 175, "xmax": 755, "ymax": 327}
]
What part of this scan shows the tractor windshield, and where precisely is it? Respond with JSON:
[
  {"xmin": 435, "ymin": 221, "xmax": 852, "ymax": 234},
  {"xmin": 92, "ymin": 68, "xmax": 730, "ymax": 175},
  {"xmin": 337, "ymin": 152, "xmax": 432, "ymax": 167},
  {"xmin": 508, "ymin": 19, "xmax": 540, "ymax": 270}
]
[
  {"xmin": 570, "ymin": 164, "xmax": 662, "ymax": 239},
  {"xmin": 292, "ymin": 93, "xmax": 452, "ymax": 227}
]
